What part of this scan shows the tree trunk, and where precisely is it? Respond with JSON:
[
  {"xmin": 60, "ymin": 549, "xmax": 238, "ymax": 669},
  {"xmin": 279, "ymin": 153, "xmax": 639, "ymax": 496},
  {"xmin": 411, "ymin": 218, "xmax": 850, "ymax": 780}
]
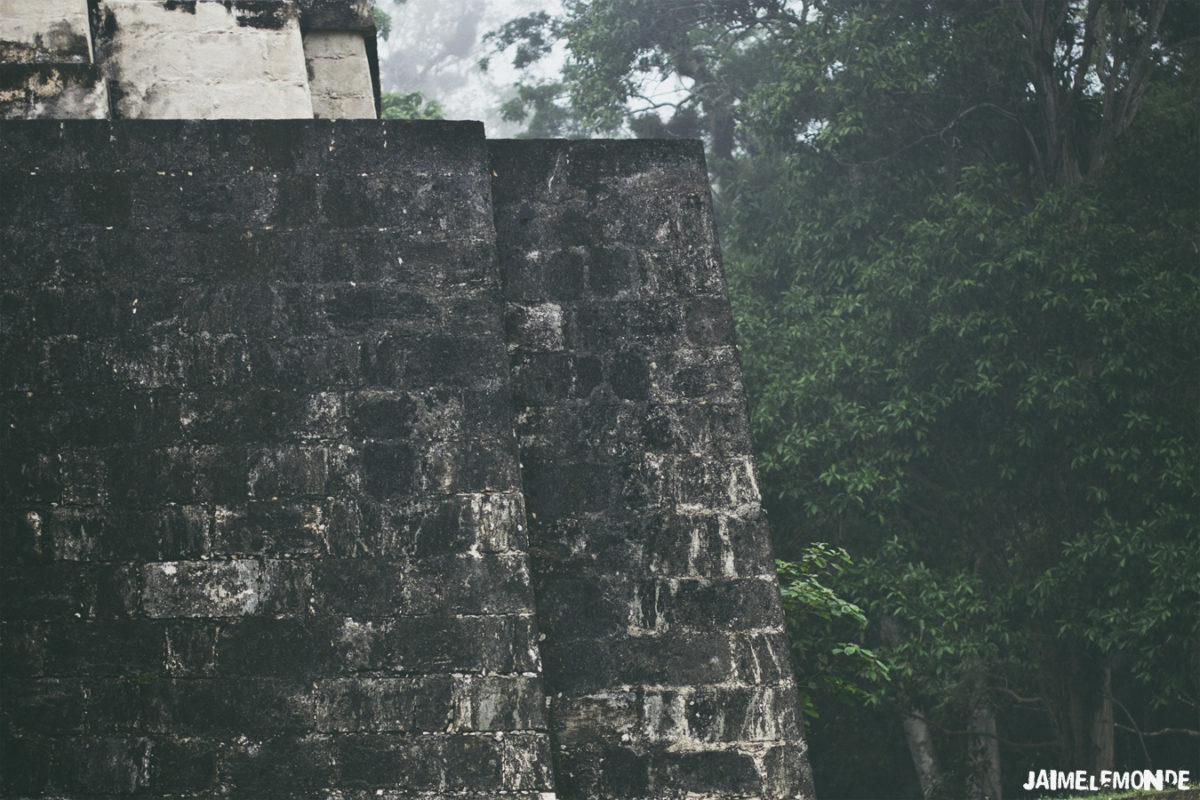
[
  {"xmin": 902, "ymin": 708, "xmax": 944, "ymax": 798},
  {"xmin": 1054, "ymin": 648, "xmax": 1116, "ymax": 772},
  {"xmin": 882, "ymin": 617, "xmax": 944, "ymax": 797},
  {"xmin": 968, "ymin": 686, "xmax": 1003, "ymax": 800},
  {"xmin": 1091, "ymin": 664, "xmax": 1115, "ymax": 773}
]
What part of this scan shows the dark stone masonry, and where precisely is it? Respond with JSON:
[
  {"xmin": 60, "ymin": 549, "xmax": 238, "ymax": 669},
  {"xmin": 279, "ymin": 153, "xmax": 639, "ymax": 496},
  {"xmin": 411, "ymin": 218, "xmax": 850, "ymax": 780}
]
[{"xmin": 0, "ymin": 119, "xmax": 813, "ymax": 798}]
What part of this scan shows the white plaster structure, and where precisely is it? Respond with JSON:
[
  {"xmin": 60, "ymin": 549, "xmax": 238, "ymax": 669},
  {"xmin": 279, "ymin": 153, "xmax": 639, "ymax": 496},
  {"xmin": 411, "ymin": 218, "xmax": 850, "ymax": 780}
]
[
  {"xmin": 0, "ymin": 0, "xmax": 378, "ymax": 119},
  {"xmin": 304, "ymin": 30, "xmax": 376, "ymax": 118},
  {"xmin": 0, "ymin": 0, "xmax": 110, "ymax": 118},
  {"xmin": 0, "ymin": 0, "xmax": 93, "ymax": 62},
  {"xmin": 97, "ymin": 1, "xmax": 314, "ymax": 119}
]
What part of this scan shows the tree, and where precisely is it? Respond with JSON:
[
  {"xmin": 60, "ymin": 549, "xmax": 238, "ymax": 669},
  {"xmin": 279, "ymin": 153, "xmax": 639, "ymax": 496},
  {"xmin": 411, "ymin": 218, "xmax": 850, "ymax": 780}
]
[
  {"xmin": 492, "ymin": 2, "xmax": 1200, "ymax": 797},
  {"xmin": 732, "ymin": 6, "xmax": 1199, "ymax": 794},
  {"xmin": 777, "ymin": 543, "xmax": 890, "ymax": 721},
  {"xmin": 372, "ymin": 1, "xmax": 395, "ymax": 41},
  {"xmin": 372, "ymin": 1, "xmax": 447, "ymax": 120},
  {"xmin": 380, "ymin": 90, "xmax": 445, "ymax": 119}
]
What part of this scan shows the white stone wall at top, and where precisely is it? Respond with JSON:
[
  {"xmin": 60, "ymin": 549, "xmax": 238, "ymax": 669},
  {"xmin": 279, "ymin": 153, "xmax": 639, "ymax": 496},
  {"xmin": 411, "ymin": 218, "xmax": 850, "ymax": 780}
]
[
  {"xmin": 1, "ymin": 63, "xmax": 111, "ymax": 118},
  {"xmin": 303, "ymin": 31, "xmax": 375, "ymax": 119},
  {"xmin": 96, "ymin": 0, "xmax": 315, "ymax": 119},
  {"xmin": 0, "ymin": 0, "xmax": 93, "ymax": 62},
  {"xmin": 0, "ymin": 0, "xmax": 109, "ymax": 119}
]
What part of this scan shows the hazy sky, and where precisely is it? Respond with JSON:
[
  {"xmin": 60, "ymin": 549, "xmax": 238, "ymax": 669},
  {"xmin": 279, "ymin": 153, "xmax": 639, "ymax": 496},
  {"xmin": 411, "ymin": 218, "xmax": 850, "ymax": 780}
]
[{"xmin": 376, "ymin": 0, "xmax": 561, "ymax": 136}]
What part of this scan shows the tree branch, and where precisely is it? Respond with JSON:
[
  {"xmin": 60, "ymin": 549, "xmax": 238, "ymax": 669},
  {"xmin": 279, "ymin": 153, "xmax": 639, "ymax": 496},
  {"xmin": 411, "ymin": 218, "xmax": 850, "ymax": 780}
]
[
  {"xmin": 990, "ymin": 686, "xmax": 1046, "ymax": 706},
  {"xmin": 1110, "ymin": 691, "xmax": 1154, "ymax": 767},
  {"xmin": 1069, "ymin": 0, "xmax": 1104, "ymax": 103},
  {"xmin": 1115, "ymin": 725, "xmax": 1200, "ymax": 739}
]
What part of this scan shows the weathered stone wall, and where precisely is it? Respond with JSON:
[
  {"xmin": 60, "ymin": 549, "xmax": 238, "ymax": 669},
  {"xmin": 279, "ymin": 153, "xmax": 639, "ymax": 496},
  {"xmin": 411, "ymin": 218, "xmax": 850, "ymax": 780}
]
[
  {"xmin": 491, "ymin": 140, "xmax": 813, "ymax": 799},
  {"xmin": 0, "ymin": 120, "xmax": 813, "ymax": 798},
  {"xmin": 0, "ymin": 0, "xmax": 378, "ymax": 119},
  {"xmin": 0, "ymin": 0, "xmax": 92, "ymax": 63},
  {"xmin": 92, "ymin": 0, "xmax": 315, "ymax": 120},
  {"xmin": 304, "ymin": 31, "xmax": 376, "ymax": 120},
  {"xmin": 0, "ymin": 0, "xmax": 109, "ymax": 119},
  {"xmin": 0, "ymin": 120, "xmax": 554, "ymax": 798}
]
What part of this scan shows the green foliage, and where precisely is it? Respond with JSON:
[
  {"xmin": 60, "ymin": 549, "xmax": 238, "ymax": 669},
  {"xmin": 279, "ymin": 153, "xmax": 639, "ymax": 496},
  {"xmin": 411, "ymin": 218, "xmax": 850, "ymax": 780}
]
[
  {"xmin": 380, "ymin": 90, "xmax": 444, "ymax": 120},
  {"xmin": 481, "ymin": 12, "xmax": 561, "ymax": 71},
  {"xmin": 372, "ymin": 4, "xmax": 394, "ymax": 42},
  {"xmin": 777, "ymin": 545, "xmax": 890, "ymax": 717},
  {"xmin": 485, "ymin": 0, "xmax": 800, "ymax": 154},
  {"xmin": 497, "ymin": 0, "xmax": 1200, "ymax": 792},
  {"xmin": 498, "ymin": 81, "xmax": 591, "ymax": 138}
]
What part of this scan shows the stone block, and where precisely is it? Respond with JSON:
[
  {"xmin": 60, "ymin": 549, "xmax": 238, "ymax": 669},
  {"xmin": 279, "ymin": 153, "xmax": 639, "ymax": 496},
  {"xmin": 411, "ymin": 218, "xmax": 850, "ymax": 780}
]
[
  {"xmin": 245, "ymin": 444, "xmax": 333, "ymax": 499},
  {"xmin": 0, "ymin": 677, "xmax": 86, "ymax": 733},
  {"xmin": 451, "ymin": 673, "xmax": 547, "ymax": 732},
  {"xmin": 550, "ymin": 691, "xmax": 640, "ymax": 748},
  {"xmin": 417, "ymin": 437, "xmax": 519, "ymax": 495},
  {"xmin": 181, "ymin": 388, "xmax": 304, "ymax": 444},
  {"xmin": 295, "ymin": 0, "xmax": 373, "ymax": 31},
  {"xmin": 0, "ymin": 0, "xmax": 92, "ymax": 64},
  {"xmin": 684, "ymin": 685, "xmax": 798, "ymax": 743},
  {"xmin": 1, "ymin": 563, "xmax": 137, "ymax": 621},
  {"xmin": 211, "ymin": 617, "xmax": 335, "ymax": 676},
  {"xmin": 609, "ymin": 348, "xmax": 651, "ymax": 400},
  {"xmin": 764, "ymin": 742, "xmax": 816, "ymax": 799},
  {"xmin": 42, "ymin": 506, "xmax": 160, "ymax": 562},
  {"xmin": 210, "ymin": 500, "xmax": 326, "ymax": 556},
  {"xmin": 247, "ymin": 334, "xmax": 363, "ymax": 390},
  {"xmin": 323, "ymin": 285, "xmax": 435, "ymax": 335},
  {"xmin": 643, "ymin": 453, "xmax": 762, "ymax": 511},
  {"xmin": 311, "ymin": 675, "xmax": 454, "ymax": 732},
  {"xmin": 461, "ymin": 491, "xmax": 528, "ymax": 554},
  {"xmin": 501, "ymin": 732, "xmax": 557, "ymax": 791},
  {"xmin": 221, "ymin": 733, "xmax": 339, "ymax": 794},
  {"xmin": 163, "ymin": 620, "xmax": 220, "ymax": 676},
  {"xmin": 336, "ymin": 734, "xmax": 441, "ymax": 789},
  {"xmin": 94, "ymin": 0, "xmax": 313, "ymax": 119},
  {"xmin": 505, "ymin": 301, "xmax": 565, "ymax": 352},
  {"xmin": 0, "ymin": 170, "xmax": 131, "ymax": 227},
  {"xmin": 641, "ymin": 689, "xmax": 689, "ymax": 742},
  {"xmin": 128, "ymin": 171, "xmax": 318, "ymax": 231},
  {"xmin": 0, "ymin": 63, "xmax": 109, "ymax": 119},
  {"xmin": 640, "ymin": 399, "xmax": 753, "ymax": 458},
  {"xmin": 105, "ymin": 446, "xmax": 198, "ymax": 505},
  {"xmin": 535, "ymin": 574, "xmax": 631, "ymax": 639},
  {"xmin": 46, "ymin": 735, "xmax": 154, "ymax": 794},
  {"xmin": 191, "ymin": 447, "xmax": 253, "ymax": 505},
  {"xmin": 652, "ymin": 345, "xmax": 743, "ymax": 401},
  {"xmin": 685, "ymin": 296, "xmax": 737, "ymax": 346},
  {"xmin": 40, "ymin": 620, "xmax": 163, "ymax": 676},
  {"xmin": 304, "ymin": 31, "xmax": 375, "ymax": 119},
  {"xmin": 146, "ymin": 736, "xmax": 219, "ymax": 793},
  {"xmin": 308, "ymin": 558, "xmax": 403, "ymax": 617},
  {"xmin": 586, "ymin": 246, "xmax": 639, "ymax": 297},
  {"xmin": 652, "ymin": 748, "xmax": 761, "ymax": 794},
  {"xmin": 441, "ymin": 734, "xmax": 505, "ymax": 791},
  {"xmin": 538, "ymin": 636, "xmax": 616, "ymax": 696},
  {"xmin": 657, "ymin": 576, "xmax": 785, "ymax": 631},
  {"xmin": 401, "ymin": 553, "xmax": 533, "ymax": 616},
  {"xmin": 357, "ymin": 614, "xmax": 537, "ymax": 675},
  {"xmin": 616, "ymin": 630, "xmax": 734, "ymax": 687},
  {"xmin": 360, "ymin": 440, "xmax": 417, "ymax": 499},
  {"xmin": 569, "ymin": 301, "xmax": 632, "ymax": 350},
  {"xmin": 141, "ymin": 559, "xmax": 310, "ymax": 618},
  {"xmin": 510, "ymin": 351, "xmax": 575, "ymax": 407},
  {"xmin": 730, "ymin": 631, "xmax": 794, "ymax": 686},
  {"xmin": 0, "ymin": 734, "xmax": 53, "ymax": 794}
]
